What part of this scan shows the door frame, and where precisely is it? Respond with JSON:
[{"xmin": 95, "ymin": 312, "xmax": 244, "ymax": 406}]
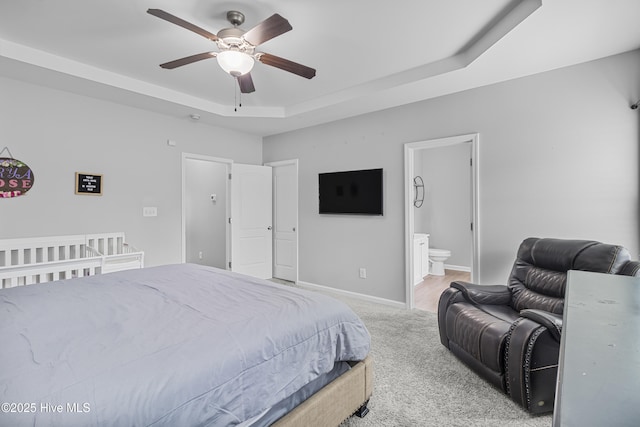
[
  {"xmin": 264, "ymin": 159, "xmax": 299, "ymax": 282},
  {"xmin": 404, "ymin": 133, "xmax": 480, "ymax": 309},
  {"xmin": 181, "ymin": 153, "xmax": 233, "ymax": 267}
]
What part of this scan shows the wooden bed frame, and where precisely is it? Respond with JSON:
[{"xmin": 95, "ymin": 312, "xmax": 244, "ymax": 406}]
[
  {"xmin": 0, "ymin": 234, "xmax": 372, "ymax": 426},
  {"xmin": 0, "ymin": 232, "xmax": 144, "ymax": 288},
  {"xmin": 273, "ymin": 356, "xmax": 373, "ymax": 427}
]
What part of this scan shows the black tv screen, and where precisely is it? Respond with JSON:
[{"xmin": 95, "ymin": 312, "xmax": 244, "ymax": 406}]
[{"xmin": 319, "ymin": 168, "xmax": 383, "ymax": 215}]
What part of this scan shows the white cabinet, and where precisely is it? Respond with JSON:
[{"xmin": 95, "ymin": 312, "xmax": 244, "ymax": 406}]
[
  {"xmin": 421, "ymin": 236, "xmax": 430, "ymax": 279},
  {"xmin": 413, "ymin": 233, "xmax": 430, "ymax": 285}
]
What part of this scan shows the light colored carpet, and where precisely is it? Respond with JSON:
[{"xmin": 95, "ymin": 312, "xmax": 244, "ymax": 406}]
[{"xmin": 333, "ymin": 295, "xmax": 553, "ymax": 427}]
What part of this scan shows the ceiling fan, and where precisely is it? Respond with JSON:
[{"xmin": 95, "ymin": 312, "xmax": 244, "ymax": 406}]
[{"xmin": 147, "ymin": 8, "xmax": 316, "ymax": 94}]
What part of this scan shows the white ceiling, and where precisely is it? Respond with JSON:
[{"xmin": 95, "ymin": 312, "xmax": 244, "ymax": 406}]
[{"xmin": 1, "ymin": 0, "xmax": 639, "ymax": 137}]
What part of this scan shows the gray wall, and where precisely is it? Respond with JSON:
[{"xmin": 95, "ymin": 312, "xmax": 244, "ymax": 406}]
[
  {"xmin": 1, "ymin": 76, "xmax": 262, "ymax": 266},
  {"xmin": 3, "ymin": 49, "xmax": 638, "ymax": 305},
  {"xmin": 417, "ymin": 143, "xmax": 472, "ymax": 269},
  {"xmin": 264, "ymin": 49, "xmax": 640, "ymax": 303}
]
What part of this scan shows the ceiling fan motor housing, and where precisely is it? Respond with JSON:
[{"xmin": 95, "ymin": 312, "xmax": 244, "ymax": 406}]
[{"xmin": 217, "ymin": 27, "xmax": 255, "ymax": 54}]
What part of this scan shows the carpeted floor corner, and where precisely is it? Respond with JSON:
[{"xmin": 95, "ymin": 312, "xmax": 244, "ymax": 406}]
[{"xmin": 335, "ymin": 295, "xmax": 553, "ymax": 427}]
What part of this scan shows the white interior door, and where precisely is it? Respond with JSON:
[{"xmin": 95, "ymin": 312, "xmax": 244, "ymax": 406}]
[
  {"xmin": 231, "ymin": 164, "xmax": 273, "ymax": 279},
  {"xmin": 270, "ymin": 161, "xmax": 298, "ymax": 282}
]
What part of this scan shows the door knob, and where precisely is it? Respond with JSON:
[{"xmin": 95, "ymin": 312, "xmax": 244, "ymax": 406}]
[{"xmin": 267, "ymin": 226, "xmax": 272, "ymax": 230}]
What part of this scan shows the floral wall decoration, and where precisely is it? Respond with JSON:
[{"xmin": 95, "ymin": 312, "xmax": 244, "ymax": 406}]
[{"xmin": 0, "ymin": 147, "xmax": 35, "ymax": 198}]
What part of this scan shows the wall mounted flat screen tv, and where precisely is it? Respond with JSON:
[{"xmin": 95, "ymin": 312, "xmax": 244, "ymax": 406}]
[{"xmin": 319, "ymin": 168, "xmax": 383, "ymax": 215}]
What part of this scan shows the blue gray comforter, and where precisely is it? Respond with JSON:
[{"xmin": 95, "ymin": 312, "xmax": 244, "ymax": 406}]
[{"xmin": 0, "ymin": 264, "xmax": 370, "ymax": 426}]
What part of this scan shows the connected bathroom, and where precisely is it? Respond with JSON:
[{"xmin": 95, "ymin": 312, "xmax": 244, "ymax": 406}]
[{"xmin": 413, "ymin": 141, "xmax": 473, "ymax": 284}]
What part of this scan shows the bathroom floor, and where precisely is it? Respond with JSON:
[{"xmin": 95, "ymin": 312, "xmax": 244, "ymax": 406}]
[{"xmin": 414, "ymin": 269, "xmax": 471, "ymax": 313}]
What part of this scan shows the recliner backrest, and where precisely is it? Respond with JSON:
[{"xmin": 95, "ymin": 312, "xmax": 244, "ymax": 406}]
[{"xmin": 507, "ymin": 237, "xmax": 631, "ymax": 314}]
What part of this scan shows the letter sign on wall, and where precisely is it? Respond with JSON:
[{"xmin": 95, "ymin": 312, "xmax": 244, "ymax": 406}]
[
  {"xmin": 75, "ymin": 172, "xmax": 102, "ymax": 195},
  {"xmin": 0, "ymin": 157, "xmax": 35, "ymax": 198}
]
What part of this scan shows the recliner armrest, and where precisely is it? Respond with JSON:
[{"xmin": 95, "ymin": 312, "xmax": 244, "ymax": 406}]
[
  {"xmin": 520, "ymin": 309, "xmax": 562, "ymax": 342},
  {"xmin": 450, "ymin": 281, "xmax": 511, "ymax": 305}
]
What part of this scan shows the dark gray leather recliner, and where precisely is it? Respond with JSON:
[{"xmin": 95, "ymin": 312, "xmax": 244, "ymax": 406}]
[{"xmin": 438, "ymin": 237, "xmax": 640, "ymax": 414}]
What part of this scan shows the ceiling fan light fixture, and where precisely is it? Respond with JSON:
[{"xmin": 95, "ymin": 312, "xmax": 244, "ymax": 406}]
[{"xmin": 217, "ymin": 50, "xmax": 254, "ymax": 76}]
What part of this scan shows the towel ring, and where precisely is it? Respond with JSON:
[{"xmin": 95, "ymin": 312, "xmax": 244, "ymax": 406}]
[{"xmin": 413, "ymin": 176, "xmax": 424, "ymax": 208}]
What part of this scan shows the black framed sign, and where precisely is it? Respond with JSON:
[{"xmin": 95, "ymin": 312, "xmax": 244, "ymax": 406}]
[{"xmin": 75, "ymin": 172, "xmax": 102, "ymax": 195}]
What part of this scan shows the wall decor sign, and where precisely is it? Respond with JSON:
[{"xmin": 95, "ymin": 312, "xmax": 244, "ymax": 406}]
[
  {"xmin": 75, "ymin": 172, "xmax": 103, "ymax": 195},
  {"xmin": 0, "ymin": 147, "xmax": 34, "ymax": 198}
]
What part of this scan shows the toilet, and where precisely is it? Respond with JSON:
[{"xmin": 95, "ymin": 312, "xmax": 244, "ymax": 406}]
[{"xmin": 429, "ymin": 248, "xmax": 451, "ymax": 276}]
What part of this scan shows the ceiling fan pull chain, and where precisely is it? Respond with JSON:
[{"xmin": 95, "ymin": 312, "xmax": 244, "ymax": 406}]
[
  {"xmin": 234, "ymin": 77, "xmax": 238, "ymax": 112},
  {"xmin": 233, "ymin": 76, "xmax": 243, "ymax": 112}
]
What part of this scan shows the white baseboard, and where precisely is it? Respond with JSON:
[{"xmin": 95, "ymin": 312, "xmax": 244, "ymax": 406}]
[
  {"xmin": 297, "ymin": 280, "xmax": 406, "ymax": 309},
  {"xmin": 444, "ymin": 264, "xmax": 471, "ymax": 272}
]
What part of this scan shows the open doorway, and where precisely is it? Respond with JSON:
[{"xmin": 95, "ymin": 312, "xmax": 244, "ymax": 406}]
[
  {"xmin": 404, "ymin": 134, "xmax": 479, "ymax": 310},
  {"xmin": 181, "ymin": 153, "xmax": 232, "ymax": 268}
]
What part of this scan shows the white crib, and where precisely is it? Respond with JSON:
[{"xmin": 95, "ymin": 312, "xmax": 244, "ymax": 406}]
[{"xmin": 0, "ymin": 232, "xmax": 144, "ymax": 288}]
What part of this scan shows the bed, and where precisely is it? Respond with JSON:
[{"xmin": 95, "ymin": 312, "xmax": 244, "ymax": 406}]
[{"xmin": 0, "ymin": 263, "xmax": 372, "ymax": 426}]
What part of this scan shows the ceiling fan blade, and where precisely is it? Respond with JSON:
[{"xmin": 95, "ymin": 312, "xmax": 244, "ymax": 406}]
[
  {"xmin": 258, "ymin": 53, "xmax": 316, "ymax": 79},
  {"xmin": 160, "ymin": 52, "xmax": 216, "ymax": 69},
  {"xmin": 243, "ymin": 14, "xmax": 292, "ymax": 46},
  {"xmin": 147, "ymin": 9, "xmax": 218, "ymax": 42},
  {"xmin": 237, "ymin": 73, "xmax": 256, "ymax": 93}
]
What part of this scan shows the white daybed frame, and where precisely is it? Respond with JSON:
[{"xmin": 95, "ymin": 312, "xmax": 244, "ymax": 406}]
[{"xmin": 0, "ymin": 232, "xmax": 144, "ymax": 288}]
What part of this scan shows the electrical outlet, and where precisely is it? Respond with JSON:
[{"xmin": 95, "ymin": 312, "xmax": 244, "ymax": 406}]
[
  {"xmin": 143, "ymin": 207, "xmax": 158, "ymax": 217},
  {"xmin": 359, "ymin": 268, "xmax": 367, "ymax": 279},
  {"xmin": 198, "ymin": 251, "xmax": 203, "ymax": 260}
]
